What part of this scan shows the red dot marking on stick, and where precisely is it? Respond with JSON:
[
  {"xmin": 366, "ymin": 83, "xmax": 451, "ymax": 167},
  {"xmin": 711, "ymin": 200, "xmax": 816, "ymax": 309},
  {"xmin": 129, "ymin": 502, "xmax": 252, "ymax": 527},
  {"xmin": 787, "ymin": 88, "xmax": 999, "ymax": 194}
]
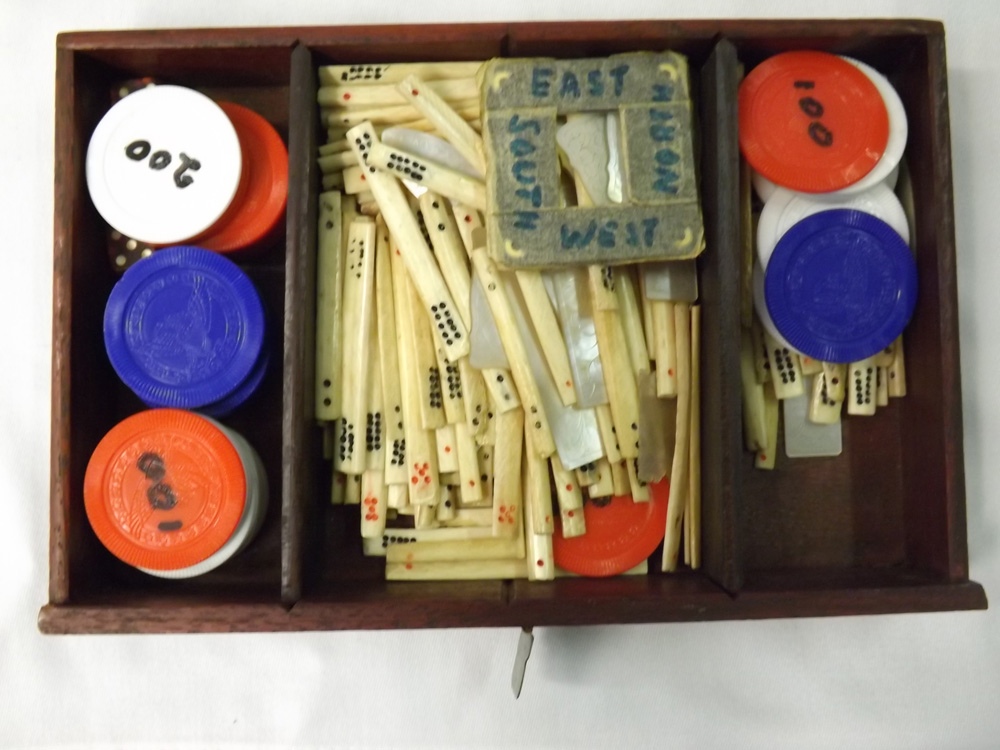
[
  {"xmin": 565, "ymin": 484, "xmax": 573, "ymax": 491},
  {"xmin": 444, "ymin": 446, "xmax": 451, "ymax": 453},
  {"xmin": 760, "ymin": 454, "xmax": 767, "ymax": 461},
  {"xmin": 411, "ymin": 477, "xmax": 418, "ymax": 485},
  {"xmin": 469, "ymin": 480, "xmax": 476, "ymax": 487},
  {"xmin": 424, "ymin": 476, "xmax": 431, "ymax": 484},
  {"xmin": 464, "ymin": 215, "xmax": 472, "ymax": 223},
  {"xmin": 537, "ymin": 559, "xmax": 544, "ymax": 567},
  {"xmin": 668, "ymin": 368, "xmax": 674, "ymax": 376},
  {"xmin": 565, "ymin": 380, "xmax": 572, "ymax": 388},
  {"xmin": 343, "ymin": 93, "xmax": 351, "ymax": 101},
  {"xmin": 567, "ymin": 510, "xmax": 575, "ymax": 518},
  {"xmin": 411, "ymin": 89, "xmax": 419, "ymax": 96},
  {"xmin": 360, "ymin": 174, "xmax": 366, "ymax": 181},
  {"xmin": 405, "ymin": 562, "xmax": 413, "ymax": 570}
]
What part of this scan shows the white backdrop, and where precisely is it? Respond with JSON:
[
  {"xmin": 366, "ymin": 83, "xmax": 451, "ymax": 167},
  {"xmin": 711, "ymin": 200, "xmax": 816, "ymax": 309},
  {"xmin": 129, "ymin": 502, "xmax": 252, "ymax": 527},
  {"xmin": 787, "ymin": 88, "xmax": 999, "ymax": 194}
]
[{"xmin": 2, "ymin": 1, "xmax": 999, "ymax": 747}]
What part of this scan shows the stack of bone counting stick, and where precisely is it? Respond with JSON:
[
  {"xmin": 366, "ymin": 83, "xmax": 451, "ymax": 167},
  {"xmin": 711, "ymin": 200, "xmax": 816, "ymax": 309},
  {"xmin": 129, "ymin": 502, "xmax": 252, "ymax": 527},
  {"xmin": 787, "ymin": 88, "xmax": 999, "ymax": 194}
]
[{"xmin": 314, "ymin": 56, "xmax": 705, "ymax": 581}]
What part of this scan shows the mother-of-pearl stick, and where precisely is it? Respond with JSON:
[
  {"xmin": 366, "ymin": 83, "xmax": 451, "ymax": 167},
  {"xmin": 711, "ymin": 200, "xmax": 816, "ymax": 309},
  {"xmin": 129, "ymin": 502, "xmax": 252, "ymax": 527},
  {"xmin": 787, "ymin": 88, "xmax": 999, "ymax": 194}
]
[
  {"xmin": 319, "ymin": 77, "xmax": 479, "ymax": 108},
  {"xmin": 877, "ymin": 366, "xmax": 890, "ymax": 407},
  {"xmin": 593, "ymin": 307, "xmax": 641, "ymax": 460},
  {"xmin": 324, "ymin": 100, "xmax": 479, "ymax": 130},
  {"xmin": 550, "ymin": 454, "xmax": 584, "ymax": 513},
  {"xmin": 508, "ymin": 278, "xmax": 603, "ymax": 470},
  {"xmin": 763, "ymin": 330, "xmax": 805, "ymax": 400},
  {"xmin": 436, "ymin": 424, "xmax": 459, "ymax": 473},
  {"xmin": 390, "ymin": 233, "xmax": 439, "ymax": 505},
  {"xmin": 374, "ymin": 223, "xmax": 407, "ymax": 485},
  {"xmin": 808, "ymin": 370, "xmax": 843, "ymax": 425},
  {"xmin": 550, "ymin": 268, "xmax": 609, "ymax": 409},
  {"xmin": 396, "ymin": 75, "xmax": 487, "ymax": 177},
  {"xmin": 470, "ymin": 242, "xmax": 557, "ymax": 458},
  {"xmin": 315, "ymin": 191, "xmax": 344, "ymax": 421},
  {"xmin": 454, "ymin": 422, "xmax": 484, "ymax": 505},
  {"xmin": 322, "ymin": 173, "xmax": 344, "ymax": 191},
  {"xmin": 637, "ymin": 370, "xmax": 673, "ymax": 483},
  {"xmin": 515, "ymin": 270, "xmax": 578, "ymax": 406},
  {"xmin": 419, "ymin": 192, "xmax": 472, "ymax": 327},
  {"xmin": 369, "ymin": 140, "xmax": 486, "ymax": 212},
  {"xmin": 755, "ymin": 383, "xmax": 779, "ymax": 470},
  {"xmin": 888, "ymin": 337, "xmax": 907, "ymax": 397},
  {"xmin": 689, "ymin": 305, "xmax": 702, "ymax": 569},
  {"xmin": 662, "ymin": 304, "xmax": 692, "ymax": 572},
  {"xmin": 386, "ymin": 557, "xmax": 527, "ymax": 581},
  {"xmin": 615, "ymin": 270, "xmax": 651, "ymax": 376},
  {"xmin": 524, "ymin": 465, "xmax": 555, "ymax": 581},
  {"xmin": 339, "ymin": 218, "xmax": 377, "ymax": 474},
  {"xmin": 347, "ymin": 122, "xmax": 469, "ymax": 362},
  {"xmin": 524, "ymin": 428, "xmax": 555, "ymax": 535},
  {"xmin": 360, "ymin": 469, "xmax": 389, "ymax": 539},
  {"xmin": 847, "ymin": 358, "xmax": 878, "ymax": 416},
  {"xmin": 319, "ymin": 61, "xmax": 484, "ymax": 86},
  {"xmin": 740, "ymin": 329, "xmax": 768, "ymax": 452},
  {"xmin": 387, "ymin": 534, "xmax": 524, "ymax": 564},
  {"xmin": 588, "ymin": 457, "xmax": 616, "ymax": 498},
  {"xmin": 492, "ymin": 408, "xmax": 525, "ymax": 539}
]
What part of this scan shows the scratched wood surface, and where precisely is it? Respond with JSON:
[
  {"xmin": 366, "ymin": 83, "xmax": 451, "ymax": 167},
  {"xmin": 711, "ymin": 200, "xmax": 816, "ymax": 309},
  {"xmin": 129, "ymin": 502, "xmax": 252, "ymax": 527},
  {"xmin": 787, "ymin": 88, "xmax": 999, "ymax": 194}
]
[{"xmin": 46, "ymin": 20, "xmax": 984, "ymax": 634}]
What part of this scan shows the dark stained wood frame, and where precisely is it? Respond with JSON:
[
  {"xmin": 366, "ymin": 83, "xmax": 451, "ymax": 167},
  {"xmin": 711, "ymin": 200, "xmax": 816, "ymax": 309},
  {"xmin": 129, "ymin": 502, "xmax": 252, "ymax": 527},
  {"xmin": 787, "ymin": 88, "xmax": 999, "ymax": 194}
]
[{"xmin": 42, "ymin": 20, "xmax": 986, "ymax": 635}]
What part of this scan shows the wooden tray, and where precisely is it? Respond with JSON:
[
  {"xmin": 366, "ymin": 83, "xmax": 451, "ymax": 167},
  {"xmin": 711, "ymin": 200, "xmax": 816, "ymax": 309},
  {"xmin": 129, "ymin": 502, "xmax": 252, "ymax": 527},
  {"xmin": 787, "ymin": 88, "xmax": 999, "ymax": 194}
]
[{"xmin": 41, "ymin": 20, "xmax": 987, "ymax": 634}]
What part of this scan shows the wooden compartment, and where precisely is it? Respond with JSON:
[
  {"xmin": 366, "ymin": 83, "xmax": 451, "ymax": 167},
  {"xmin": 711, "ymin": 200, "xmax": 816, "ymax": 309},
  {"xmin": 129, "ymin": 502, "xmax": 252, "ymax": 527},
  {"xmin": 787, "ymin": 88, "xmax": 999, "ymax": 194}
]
[{"xmin": 41, "ymin": 20, "xmax": 986, "ymax": 635}]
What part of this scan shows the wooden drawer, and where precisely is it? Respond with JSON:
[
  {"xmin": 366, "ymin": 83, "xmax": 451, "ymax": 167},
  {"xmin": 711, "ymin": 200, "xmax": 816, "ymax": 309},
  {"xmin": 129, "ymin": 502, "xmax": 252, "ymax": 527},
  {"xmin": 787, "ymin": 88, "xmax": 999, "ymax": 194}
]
[{"xmin": 40, "ymin": 20, "xmax": 986, "ymax": 634}]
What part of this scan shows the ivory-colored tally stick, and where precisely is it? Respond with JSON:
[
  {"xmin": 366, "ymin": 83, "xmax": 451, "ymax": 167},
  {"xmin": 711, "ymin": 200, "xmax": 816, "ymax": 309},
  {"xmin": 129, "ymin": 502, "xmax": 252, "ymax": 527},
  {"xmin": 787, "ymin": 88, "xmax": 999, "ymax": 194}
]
[
  {"xmin": 822, "ymin": 362, "xmax": 847, "ymax": 403},
  {"xmin": 404, "ymin": 272, "xmax": 446, "ymax": 431},
  {"xmin": 454, "ymin": 421, "xmax": 484, "ymax": 505},
  {"xmin": 436, "ymin": 424, "xmax": 459, "ymax": 473},
  {"xmin": 525, "ymin": 470, "xmax": 555, "ymax": 581},
  {"xmin": 551, "ymin": 454, "xmax": 584, "ymax": 514},
  {"xmin": 419, "ymin": 192, "xmax": 473, "ymax": 328},
  {"xmin": 319, "ymin": 61, "xmax": 484, "ymax": 86},
  {"xmin": 415, "ymin": 503, "xmax": 439, "ymax": 529},
  {"xmin": 360, "ymin": 469, "xmax": 389, "ymax": 539},
  {"xmin": 615, "ymin": 270, "xmax": 651, "ymax": 376},
  {"xmin": 318, "ymin": 150, "xmax": 357, "ymax": 173},
  {"xmin": 611, "ymin": 459, "xmax": 629, "ymax": 497},
  {"xmin": 652, "ymin": 300, "xmax": 677, "ymax": 397},
  {"xmin": 347, "ymin": 122, "xmax": 470, "ymax": 362},
  {"xmin": 470, "ymin": 240, "xmax": 556, "ymax": 458},
  {"xmin": 515, "ymin": 270, "xmax": 577, "ymax": 406},
  {"xmin": 345, "ymin": 473, "xmax": 362, "ymax": 505},
  {"xmin": 524, "ymin": 429, "xmax": 555, "ymax": 535},
  {"xmin": 808, "ymin": 370, "xmax": 843, "ymax": 425},
  {"xmin": 365, "ymin": 320, "xmax": 385, "ymax": 471},
  {"xmin": 386, "ymin": 535, "xmax": 524, "ymax": 564},
  {"xmin": 740, "ymin": 329, "xmax": 768, "ymax": 452},
  {"xmin": 369, "ymin": 140, "xmax": 487, "ymax": 212},
  {"xmin": 315, "ymin": 191, "xmax": 344, "ymax": 421},
  {"xmin": 755, "ymin": 383, "xmax": 779, "ymax": 470},
  {"xmin": 386, "ymin": 557, "xmax": 527, "ymax": 581},
  {"xmin": 322, "ymin": 173, "xmax": 344, "ymax": 191},
  {"xmin": 435, "ymin": 482, "xmax": 458, "ymax": 522},
  {"xmin": 390, "ymin": 233, "xmax": 439, "ymax": 505},
  {"xmin": 387, "ymin": 483, "xmax": 408, "ymax": 510},
  {"xmin": 330, "ymin": 469, "xmax": 346, "ymax": 505},
  {"xmin": 763, "ymin": 331, "xmax": 805, "ymax": 400},
  {"xmin": 339, "ymin": 218, "xmax": 377, "ymax": 474},
  {"xmin": 443, "ymin": 507, "xmax": 494, "ymax": 527},
  {"xmin": 324, "ymin": 100, "xmax": 479, "ymax": 129},
  {"xmin": 460, "ymin": 358, "xmax": 489, "ymax": 438},
  {"xmin": 559, "ymin": 506, "xmax": 586, "ymax": 539},
  {"xmin": 750, "ymin": 316, "xmax": 771, "ymax": 384},
  {"xmin": 374, "ymin": 222, "xmax": 407, "ymax": 485},
  {"xmin": 588, "ymin": 457, "xmax": 616, "ymax": 498},
  {"xmin": 877, "ymin": 366, "xmax": 890, "ymax": 407},
  {"xmin": 594, "ymin": 307, "xmax": 641, "ymax": 460},
  {"xmin": 662, "ymin": 304, "xmax": 692, "ymax": 572},
  {"xmin": 319, "ymin": 77, "xmax": 479, "ymax": 108},
  {"xmin": 847, "ymin": 358, "xmax": 878, "ymax": 416},
  {"xmin": 625, "ymin": 458, "xmax": 650, "ymax": 502},
  {"xmin": 492, "ymin": 408, "xmax": 525, "ymax": 538},
  {"xmin": 689, "ymin": 305, "xmax": 702, "ymax": 569},
  {"xmin": 595, "ymin": 403, "xmax": 622, "ymax": 463},
  {"xmin": 396, "ymin": 74, "xmax": 487, "ymax": 176},
  {"xmin": 473, "ymin": 442, "xmax": 495, "ymax": 506},
  {"xmin": 888, "ymin": 337, "xmax": 907, "ymax": 397}
]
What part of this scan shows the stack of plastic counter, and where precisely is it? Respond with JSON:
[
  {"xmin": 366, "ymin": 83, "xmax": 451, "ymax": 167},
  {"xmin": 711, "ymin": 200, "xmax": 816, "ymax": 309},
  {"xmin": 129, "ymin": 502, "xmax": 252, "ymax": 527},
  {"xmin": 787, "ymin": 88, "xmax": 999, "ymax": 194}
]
[{"xmin": 739, "ymin": 51, "xmax": 917, "ymax": 365}]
